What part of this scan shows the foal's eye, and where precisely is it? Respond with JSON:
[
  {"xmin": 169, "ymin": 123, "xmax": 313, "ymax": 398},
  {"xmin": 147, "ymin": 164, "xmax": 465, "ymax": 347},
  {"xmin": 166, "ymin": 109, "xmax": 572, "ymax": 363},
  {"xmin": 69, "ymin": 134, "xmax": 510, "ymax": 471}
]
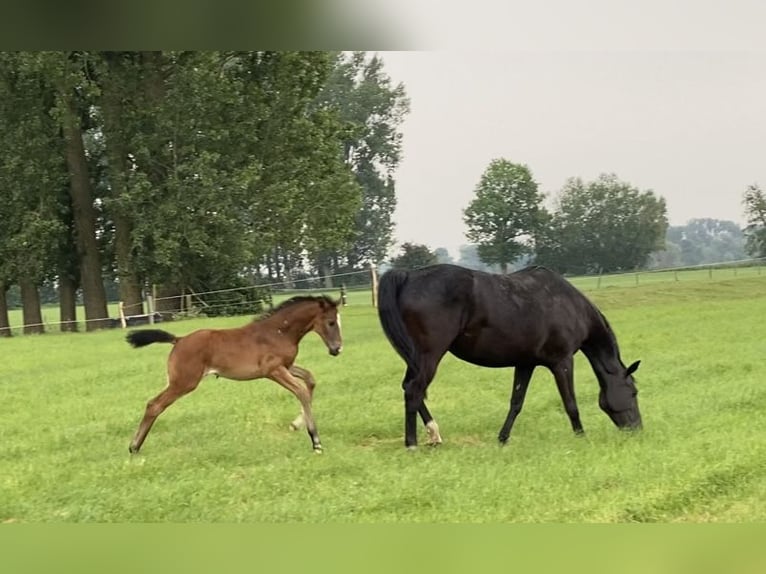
[{"xmin": 328, "ymin": 321, "xmax": 336, "ymax": 327}]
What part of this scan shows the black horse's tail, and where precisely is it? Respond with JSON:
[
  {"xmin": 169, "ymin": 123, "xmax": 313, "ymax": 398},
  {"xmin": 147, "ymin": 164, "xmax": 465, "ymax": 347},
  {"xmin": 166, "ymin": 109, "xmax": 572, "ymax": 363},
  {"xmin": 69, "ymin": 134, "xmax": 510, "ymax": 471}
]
[
  {"xmin": 126, "ymin": 329, "xmax": 177, "ymax": 348},
  {"xmin": 377, "ymin": 269, "xmax": 420, "ymax": 377}
]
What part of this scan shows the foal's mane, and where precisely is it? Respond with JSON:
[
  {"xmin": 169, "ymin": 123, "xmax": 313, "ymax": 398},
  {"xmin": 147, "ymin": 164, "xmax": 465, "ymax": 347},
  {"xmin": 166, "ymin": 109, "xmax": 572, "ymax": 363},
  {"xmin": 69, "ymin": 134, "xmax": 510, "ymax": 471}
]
[{"xmin": 257, "ymin": 295, "xmax": 336, "ymax": 321}]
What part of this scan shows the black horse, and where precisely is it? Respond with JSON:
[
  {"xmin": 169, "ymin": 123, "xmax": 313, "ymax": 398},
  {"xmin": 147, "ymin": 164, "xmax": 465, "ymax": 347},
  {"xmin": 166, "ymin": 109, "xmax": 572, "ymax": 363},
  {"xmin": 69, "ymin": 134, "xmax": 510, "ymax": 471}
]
[{"xmin": 377, "ymin": 264, "xmax": 642, "ymax": 448}]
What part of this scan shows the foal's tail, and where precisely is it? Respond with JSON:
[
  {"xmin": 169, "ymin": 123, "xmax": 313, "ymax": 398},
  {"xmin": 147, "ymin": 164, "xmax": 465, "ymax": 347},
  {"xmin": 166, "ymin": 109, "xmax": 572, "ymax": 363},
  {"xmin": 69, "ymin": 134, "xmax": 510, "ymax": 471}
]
[
  {"xmin": 126, "ymin": 329, "xmax": 177, "ymax": 348},
  {"xmin": 377, "ymin": 269, "xmax": 419, "ymax": 377}
]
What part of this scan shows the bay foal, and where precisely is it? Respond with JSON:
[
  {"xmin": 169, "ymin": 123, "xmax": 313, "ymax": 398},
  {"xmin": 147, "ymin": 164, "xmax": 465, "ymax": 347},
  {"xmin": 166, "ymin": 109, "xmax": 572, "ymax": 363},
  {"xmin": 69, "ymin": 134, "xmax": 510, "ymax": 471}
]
[{"xmin": 126, "ymin": 295, "xmax": 342, "ymax": 454}]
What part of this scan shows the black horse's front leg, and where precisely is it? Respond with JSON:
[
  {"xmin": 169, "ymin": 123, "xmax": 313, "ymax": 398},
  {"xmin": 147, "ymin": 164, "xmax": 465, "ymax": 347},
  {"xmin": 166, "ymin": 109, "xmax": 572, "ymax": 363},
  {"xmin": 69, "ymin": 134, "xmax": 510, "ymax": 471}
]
[{"xmin": 498, "ymin": 365, "xmax": 535, "ymax": 444}]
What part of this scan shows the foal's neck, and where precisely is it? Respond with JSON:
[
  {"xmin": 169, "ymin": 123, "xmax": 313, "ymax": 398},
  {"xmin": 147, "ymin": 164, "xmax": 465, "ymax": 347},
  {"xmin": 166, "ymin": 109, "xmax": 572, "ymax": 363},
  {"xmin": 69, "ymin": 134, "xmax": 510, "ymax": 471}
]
[{"xmin": 262, "ymin": 303, "xmax": 317, "ymax": 341}]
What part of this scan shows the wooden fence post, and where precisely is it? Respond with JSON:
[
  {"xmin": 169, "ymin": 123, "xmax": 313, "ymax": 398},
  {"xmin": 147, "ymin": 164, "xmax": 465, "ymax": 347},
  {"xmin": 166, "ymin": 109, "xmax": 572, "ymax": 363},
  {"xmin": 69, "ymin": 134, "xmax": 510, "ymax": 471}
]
[
  {"xmin": 118, "ymin": 301, "xmax": 127, "ymax": 329},
  {"xmin": 148, "ymin": 284, "xmax": 156, "ymax": 324},
  {"xmin": 340, "ymin": 284, "xmax": 348, "ymax": 306},
  {"xmin": 371, "ymin": 265, "xmax": 379, "ymax": 308}
]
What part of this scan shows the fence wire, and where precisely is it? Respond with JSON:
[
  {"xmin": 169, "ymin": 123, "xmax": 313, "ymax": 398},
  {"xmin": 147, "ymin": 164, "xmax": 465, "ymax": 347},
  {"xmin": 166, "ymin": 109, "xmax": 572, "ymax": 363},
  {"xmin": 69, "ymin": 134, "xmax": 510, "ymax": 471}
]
[{"xmin": 3, "ymin": 258, "xmax": 765, "ymax": 334}]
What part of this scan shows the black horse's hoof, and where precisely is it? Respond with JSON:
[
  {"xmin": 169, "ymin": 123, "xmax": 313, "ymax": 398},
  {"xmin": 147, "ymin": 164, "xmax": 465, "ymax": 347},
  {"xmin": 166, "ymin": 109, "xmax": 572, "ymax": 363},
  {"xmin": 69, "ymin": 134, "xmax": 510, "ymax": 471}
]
[{"xmin": 498, "ymin": 436, "xmax": 509, "ymax": 445}]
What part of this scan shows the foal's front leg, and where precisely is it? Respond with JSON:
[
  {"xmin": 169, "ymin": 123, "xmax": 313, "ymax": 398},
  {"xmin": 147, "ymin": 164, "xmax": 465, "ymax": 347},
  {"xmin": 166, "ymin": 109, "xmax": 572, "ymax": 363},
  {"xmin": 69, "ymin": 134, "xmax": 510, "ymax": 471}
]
[
  {"xmin": 270, "ymin": 365, "xmax": 322, "ymax": 453},
  {"xmin": 287, "ymin": 365, "xmax": 316, "ymax": 431}
]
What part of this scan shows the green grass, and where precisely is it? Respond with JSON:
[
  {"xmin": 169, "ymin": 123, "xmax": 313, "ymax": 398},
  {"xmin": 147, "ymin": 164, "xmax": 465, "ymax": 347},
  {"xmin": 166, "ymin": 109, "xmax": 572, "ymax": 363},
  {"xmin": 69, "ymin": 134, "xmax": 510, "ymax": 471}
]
[{"xmin": 1, "ymin": 276, "xmax": 765, "ymax": 522}]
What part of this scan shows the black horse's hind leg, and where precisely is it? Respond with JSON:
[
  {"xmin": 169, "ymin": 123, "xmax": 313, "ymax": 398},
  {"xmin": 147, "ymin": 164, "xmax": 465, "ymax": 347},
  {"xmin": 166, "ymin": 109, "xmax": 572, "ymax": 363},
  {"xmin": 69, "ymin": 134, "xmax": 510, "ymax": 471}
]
[
  {"xmin": 498, "ymin": 365, "xmax": 535, "ymax": 444},
  {"xmin": 551, "ymin": 357, "xmax": 584, "ymax": 434},
  {"xmin": 403, "ymin": 360, "xmax": 440, "ymax": 449},
  {"xmin": 418, "ymin": 402, "xmax": 442, "ymax": 446},
  {"xmin": 403, "ymin": 367, "xmax": 442, "ymax": 445}
]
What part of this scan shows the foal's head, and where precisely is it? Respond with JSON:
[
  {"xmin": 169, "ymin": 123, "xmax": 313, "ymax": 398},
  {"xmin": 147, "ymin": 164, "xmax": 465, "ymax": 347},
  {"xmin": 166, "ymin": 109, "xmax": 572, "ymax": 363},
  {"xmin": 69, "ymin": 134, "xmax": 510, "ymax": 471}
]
[
  {"xmin": 310, "ymin": 296, "xmax": 343, "ymax": 356},
  {"xmin": 599, "ymin": 360, "xmax": 642, "ymax": 430}
]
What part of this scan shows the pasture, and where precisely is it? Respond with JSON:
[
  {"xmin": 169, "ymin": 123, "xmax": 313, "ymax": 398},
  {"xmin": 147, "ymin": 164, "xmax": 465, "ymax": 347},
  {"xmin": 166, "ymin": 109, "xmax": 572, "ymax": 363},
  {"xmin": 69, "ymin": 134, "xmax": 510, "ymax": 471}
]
[{"xmin": 1, "ymin": 275, "xmax": 765, "ymax": 522}]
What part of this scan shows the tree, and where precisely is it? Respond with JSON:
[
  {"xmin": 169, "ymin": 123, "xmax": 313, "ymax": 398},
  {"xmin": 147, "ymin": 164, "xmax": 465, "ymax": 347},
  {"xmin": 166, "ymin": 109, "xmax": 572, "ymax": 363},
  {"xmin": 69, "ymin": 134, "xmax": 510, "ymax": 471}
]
[
  {"xmin": 743, "ymin": 184, "xmax": 766, "ymax": 257},
  {"xmin": 390, "ymin": 243, "xmax": 438, "ymax": 270},
  {"xmin": 315, "ymin": 52, "xmax": 410, "ymax": 272},
  {"xmin": 662, "ymin": 218, "xmax": 746, "ymax": 266},
  {"xmin": 434, "ymin": 247, "xmax": 454, "ymax": 264},
  {"xmin": 535, "ymin": 173, "xmax": 668, "ymax": 274},
  {"xmin": 44, "ymin": 52, "xmax": 111, "ymax": 330},
  {"xmin": 463, "ymin": 159, "xmax": 546, "ymax": 273},
  {"xmin": 0, "ymin": 53, "xmax": 68, "ymax": 334}
]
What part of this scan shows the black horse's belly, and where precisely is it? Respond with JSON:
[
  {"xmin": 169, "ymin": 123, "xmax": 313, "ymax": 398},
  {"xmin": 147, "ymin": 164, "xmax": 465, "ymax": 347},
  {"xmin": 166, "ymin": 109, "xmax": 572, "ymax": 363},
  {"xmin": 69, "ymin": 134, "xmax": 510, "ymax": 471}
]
[{"xmin": 449, "ymin": 328, "xmax": 534, "ymax": 368}]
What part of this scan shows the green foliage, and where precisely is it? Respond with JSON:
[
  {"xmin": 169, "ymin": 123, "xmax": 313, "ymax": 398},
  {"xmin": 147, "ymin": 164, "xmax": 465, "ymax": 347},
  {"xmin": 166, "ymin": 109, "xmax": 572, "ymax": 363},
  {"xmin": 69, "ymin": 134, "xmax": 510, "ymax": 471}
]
[
  {"xmin": 743, "ymin": 184, "xmax": 766, "ymax": 257},
  {"xmin": 536, "ymin": 173, "xmax": 668, "ymax": 274},
  {"xmin": 464, "ymin": 159, "xmax": 546, "ymax": 273},
  {"xmin": 0, "ymin": 53, "xmax": 67, "ymax": 285},
  {"xmin": 655, "ymin": 218, "xmax": 746, "ymax": 268},
  {"xmin": 0, "ymin": 50, "xmax": 405, "ymax": 323},
  {"xmin": 389, "ymin": 242, "xmax": 438, "ymax": 270},
  {"xmin": 317, "ymin": 52, "xmax": 410, "ymax": 269}
]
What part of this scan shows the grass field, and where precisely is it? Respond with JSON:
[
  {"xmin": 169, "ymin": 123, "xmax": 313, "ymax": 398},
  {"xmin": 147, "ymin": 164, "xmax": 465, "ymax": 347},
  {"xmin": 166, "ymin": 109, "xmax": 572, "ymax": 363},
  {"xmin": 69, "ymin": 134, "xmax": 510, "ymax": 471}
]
[{"xmin": 1, "ymin": 274, "xmax": 765, "ymax": 522}]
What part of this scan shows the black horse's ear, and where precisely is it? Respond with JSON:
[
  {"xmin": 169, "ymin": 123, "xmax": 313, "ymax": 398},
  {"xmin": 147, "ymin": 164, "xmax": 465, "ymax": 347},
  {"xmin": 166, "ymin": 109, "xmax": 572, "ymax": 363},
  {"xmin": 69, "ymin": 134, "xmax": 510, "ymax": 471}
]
[{"xmin": 626, "ymin": 360, "xmax": 641, "ymax": 376}]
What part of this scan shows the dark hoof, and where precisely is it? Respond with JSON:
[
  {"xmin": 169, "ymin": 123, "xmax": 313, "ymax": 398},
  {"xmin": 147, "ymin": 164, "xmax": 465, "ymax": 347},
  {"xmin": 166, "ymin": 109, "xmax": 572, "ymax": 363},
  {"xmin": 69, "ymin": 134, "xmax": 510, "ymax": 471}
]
[
  {"xmin": 498, "ymin": 434, "xmax": 509, "ymax": 445},
  {"xmin": 128, "ymin": 445, "xmax": 139, "ymax": 454}
]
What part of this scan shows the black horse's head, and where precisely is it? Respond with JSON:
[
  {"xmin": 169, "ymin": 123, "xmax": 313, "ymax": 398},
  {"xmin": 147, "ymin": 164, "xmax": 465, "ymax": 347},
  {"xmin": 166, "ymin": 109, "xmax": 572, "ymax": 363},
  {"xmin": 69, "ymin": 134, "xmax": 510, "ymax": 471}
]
[{"xmin": 599, "ymin": 360, "xmax": 642, "ymax": 430}]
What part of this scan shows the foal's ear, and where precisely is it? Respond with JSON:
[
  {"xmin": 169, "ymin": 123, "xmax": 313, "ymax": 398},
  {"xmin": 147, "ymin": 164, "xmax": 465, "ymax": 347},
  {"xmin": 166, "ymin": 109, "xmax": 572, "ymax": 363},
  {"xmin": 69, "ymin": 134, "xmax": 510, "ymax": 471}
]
[{"xmin": 626, "ymin": 360, "xmax": 641, "ymax": 376}]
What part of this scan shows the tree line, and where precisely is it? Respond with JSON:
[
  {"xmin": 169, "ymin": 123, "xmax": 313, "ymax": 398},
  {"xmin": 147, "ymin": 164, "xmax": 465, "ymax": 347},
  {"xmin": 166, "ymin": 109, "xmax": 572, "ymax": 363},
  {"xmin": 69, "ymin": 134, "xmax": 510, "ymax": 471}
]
[
  {"xmin": 0, "ymin": 51, "xmax": 409, "ymax": 335},
  {"xmin": 390, "ymin": 159, "xmax": 766, "ymax": 273}
]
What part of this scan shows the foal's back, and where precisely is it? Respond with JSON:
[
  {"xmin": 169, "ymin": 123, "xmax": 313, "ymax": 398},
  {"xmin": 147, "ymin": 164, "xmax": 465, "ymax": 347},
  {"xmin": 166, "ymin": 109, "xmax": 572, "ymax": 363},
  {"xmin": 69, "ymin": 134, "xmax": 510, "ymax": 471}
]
[{"xmin": 169, "ymin": 320, "xmax": 294, "ymax": 382}]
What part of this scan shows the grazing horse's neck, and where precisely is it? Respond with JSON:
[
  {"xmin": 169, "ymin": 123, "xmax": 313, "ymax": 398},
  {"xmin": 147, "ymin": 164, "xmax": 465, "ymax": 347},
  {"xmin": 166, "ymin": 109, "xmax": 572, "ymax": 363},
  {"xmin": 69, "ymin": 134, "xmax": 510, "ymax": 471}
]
[{"xmin": 582, "ymin": 322, "xmax": 623, "ymax": 378}]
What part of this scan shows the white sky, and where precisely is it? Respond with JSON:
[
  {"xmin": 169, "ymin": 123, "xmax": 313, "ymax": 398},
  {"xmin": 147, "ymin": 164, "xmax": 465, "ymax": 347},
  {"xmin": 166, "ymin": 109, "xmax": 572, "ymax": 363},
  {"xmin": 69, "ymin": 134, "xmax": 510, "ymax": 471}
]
[{"xmin": 370, "ymin": 2, "xmax": 766, "ymax": 256}]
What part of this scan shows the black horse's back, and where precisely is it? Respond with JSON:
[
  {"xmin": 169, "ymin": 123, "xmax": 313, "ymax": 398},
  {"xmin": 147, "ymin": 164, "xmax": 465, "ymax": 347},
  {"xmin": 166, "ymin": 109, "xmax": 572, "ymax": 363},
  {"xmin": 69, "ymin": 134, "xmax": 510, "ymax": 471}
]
[{"xmin": 378, "ymin": 265, "xmax": 475, "ymax": 374}]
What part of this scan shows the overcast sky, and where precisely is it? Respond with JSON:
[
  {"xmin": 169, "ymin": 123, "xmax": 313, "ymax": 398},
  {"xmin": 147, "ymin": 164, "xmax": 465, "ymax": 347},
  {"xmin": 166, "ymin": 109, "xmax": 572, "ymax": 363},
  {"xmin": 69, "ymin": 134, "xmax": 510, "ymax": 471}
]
[{"xmin": 371, "ymin": 5, "xmax": 766, "ymax": 256}]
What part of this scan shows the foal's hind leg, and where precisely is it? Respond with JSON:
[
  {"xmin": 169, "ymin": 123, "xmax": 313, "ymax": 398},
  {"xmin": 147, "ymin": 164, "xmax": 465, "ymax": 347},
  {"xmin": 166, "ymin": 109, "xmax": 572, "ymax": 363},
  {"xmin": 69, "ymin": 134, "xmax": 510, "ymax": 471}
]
[
  {"xmin": 287, "ymin": 365, "xmax": 316, "ymax": 431},
  {"xmin": 129, "ymin": 360, "xmax": 203, "ymax": 454},
  {"xmin": 550, "ymin": 357, "xmax": 584, "ymax": 434},
  {"xmin": 129, "ymin": 381, "xmax": 199, "ymax": 454},
  {"xmin": 270, "ymin": 366, "xmax": 322, "ymax": 453},
  {"xmin": 498, "ymin": 365, "xmax": 535, "ymax": 444}
]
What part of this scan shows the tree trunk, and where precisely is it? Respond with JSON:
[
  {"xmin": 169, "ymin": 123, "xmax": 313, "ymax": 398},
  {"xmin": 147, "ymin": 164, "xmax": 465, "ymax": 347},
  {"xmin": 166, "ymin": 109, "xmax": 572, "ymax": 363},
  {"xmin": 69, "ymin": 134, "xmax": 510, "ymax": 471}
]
[
  {"xmin": 20, "ymin": 278, "xmax": 44, "ymax": 334},
  {"xmin": 60, "ymin": 89, "xmax": 110, "ymax": 331},
  {"xmin": 59, "ymin": 273, "xmax": 78, "ymax": 332},
  {"xmin": 101, "ymin": 55, "xmax": 145, "ymax": 317},
  {"xmin": 316, "ymin": 252, "xmax": 334, "ymax": 288},
  {"xmin": 0, "ymin": 282, "xmax": 11, "ymax": 337}
]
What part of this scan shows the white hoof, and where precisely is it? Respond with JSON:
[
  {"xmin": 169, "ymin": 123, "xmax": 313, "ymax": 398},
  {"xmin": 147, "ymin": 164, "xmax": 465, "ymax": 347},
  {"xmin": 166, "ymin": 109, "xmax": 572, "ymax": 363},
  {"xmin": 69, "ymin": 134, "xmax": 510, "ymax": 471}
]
[{"xmin": 425, "ymin": 420, "xmax": 443, "ymax": 446}]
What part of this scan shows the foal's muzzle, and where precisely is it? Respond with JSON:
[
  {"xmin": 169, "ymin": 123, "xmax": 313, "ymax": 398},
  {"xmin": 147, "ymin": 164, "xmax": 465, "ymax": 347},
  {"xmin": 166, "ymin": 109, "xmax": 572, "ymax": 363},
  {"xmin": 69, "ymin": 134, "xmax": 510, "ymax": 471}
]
[{"xmin": 328, "ymin": 345, "xmax": 342, "ymax": 356}]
